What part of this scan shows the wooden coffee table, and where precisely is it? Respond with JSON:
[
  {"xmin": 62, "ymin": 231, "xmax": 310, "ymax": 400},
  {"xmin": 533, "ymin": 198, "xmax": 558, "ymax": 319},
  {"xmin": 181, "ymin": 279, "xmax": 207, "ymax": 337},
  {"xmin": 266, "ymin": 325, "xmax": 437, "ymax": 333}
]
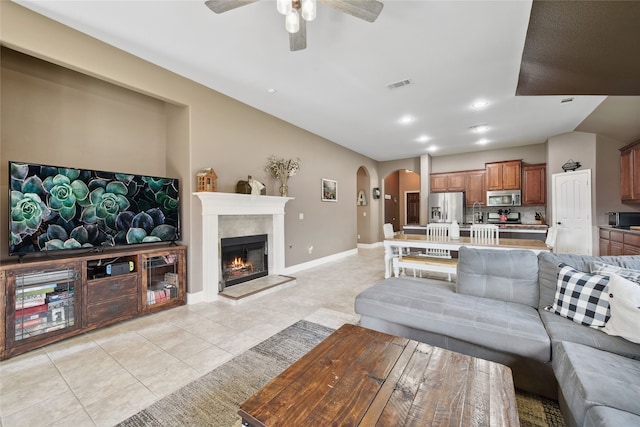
[{"xmin": 239, "ymin": 324, "xmax": 519, "ymax": 426}]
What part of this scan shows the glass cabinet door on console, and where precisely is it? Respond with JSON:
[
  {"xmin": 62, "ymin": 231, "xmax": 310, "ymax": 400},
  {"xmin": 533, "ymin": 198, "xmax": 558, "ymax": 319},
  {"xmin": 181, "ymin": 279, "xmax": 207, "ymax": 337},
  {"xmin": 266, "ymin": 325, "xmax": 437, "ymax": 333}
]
[
  {"xmin": 141, "ymin": 247, "xmax": 186, "ymax": 311},
  {"xmin": 5, "ymin": 262, "xmax": 80, "ymax": 348}
]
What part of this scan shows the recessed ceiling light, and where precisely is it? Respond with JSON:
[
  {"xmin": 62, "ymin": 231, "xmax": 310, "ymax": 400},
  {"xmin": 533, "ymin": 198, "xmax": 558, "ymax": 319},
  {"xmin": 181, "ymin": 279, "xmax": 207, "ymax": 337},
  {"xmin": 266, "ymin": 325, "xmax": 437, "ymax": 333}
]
[
  {"xmin": 416, "ymin": 135, "xmax": 430, "ymax": 143},
  {"xmin": 471, "ymin": 100, "xmax": 489, "ymax": 110},
  {"xmin": 476, "ymin": 138, "xmax": 489, "ymax": 145},
  {"xmin": 427, "ymin": 145, "xmax": 438, "ymax": 152},
  {"xmin": 470, "ymin": 124, "xmax": 489, "ymax": 133},
  {"xmin": 398, "ymin": 115, "xmax": 415, "ymax": 125},
  {"xmin": 267, "ymin": 88, "xmax": 277, "ymax": 94}
]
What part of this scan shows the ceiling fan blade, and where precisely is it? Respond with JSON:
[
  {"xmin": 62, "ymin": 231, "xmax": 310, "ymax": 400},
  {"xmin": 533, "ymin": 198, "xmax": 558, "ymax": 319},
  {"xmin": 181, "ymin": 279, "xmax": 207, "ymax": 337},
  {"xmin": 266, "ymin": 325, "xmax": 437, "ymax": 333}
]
[
  {"xmin": 289, "ymin": 18, "xmax": 307, "ymax": 51},
  {"xmin": 320, "ymin": 0, "xmax": 384, "ymax": 23},
  {"xmin": 204, "ymin": 0, "xmax": 259, "ymax": 14}
]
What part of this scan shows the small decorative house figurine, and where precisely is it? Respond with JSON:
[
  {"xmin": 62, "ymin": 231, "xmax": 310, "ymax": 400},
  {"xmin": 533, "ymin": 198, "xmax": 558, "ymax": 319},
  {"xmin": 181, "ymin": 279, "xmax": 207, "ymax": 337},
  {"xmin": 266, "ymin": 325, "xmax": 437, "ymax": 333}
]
[{"xmin": 196, "ymin": 168, "xmax": 218, "ymax": 192}]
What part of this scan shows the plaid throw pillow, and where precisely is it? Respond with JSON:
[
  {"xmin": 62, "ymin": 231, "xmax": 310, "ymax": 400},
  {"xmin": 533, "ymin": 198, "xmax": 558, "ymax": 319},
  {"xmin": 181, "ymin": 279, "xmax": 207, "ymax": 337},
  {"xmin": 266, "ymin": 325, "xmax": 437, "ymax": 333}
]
[
  {"xmin": 589, "ymin": 261, "xmax": 640, "ymax": 284},
  {"xmin": 547, "ymin": 263, "xmax": 610, "ymax": 328}
]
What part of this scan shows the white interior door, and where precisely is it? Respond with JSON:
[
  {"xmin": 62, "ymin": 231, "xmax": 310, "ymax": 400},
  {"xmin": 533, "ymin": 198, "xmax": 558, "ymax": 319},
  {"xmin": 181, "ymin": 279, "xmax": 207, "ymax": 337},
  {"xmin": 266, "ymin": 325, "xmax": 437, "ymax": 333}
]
[{"xmin": 552, "ymin": 169, "xmax": 592, "ymax": 254}]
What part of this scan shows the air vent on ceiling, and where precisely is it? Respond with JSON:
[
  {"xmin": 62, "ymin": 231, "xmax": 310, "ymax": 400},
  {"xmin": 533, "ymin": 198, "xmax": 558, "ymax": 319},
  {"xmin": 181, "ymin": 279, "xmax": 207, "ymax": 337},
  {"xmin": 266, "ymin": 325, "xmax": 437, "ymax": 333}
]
[{"xmin": 386, "ymin": 79, "xmax": 413, "ymax": 90}]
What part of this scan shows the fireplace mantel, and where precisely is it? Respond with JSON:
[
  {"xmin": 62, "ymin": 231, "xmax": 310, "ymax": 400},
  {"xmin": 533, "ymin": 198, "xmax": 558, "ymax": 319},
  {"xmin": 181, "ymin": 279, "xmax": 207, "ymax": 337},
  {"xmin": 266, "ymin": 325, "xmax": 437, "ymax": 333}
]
[{"xmin": 194, "ymin": 192, "xmax": 293, "ymax": 301}]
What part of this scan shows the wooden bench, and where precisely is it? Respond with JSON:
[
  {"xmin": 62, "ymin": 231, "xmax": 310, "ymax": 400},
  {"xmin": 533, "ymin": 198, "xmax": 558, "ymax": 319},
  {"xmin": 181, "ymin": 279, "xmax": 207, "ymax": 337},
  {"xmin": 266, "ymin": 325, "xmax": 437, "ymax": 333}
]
[{"xmin": 393, "ymin": 255, "xmax": 458, "ymax": 281}]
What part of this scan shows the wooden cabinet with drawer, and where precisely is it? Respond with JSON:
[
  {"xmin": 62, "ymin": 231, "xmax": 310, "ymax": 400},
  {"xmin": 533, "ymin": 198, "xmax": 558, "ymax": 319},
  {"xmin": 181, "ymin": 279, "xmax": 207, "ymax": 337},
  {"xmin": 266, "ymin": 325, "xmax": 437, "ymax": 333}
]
[
  {"xmin": 85, "ymin": 274, "xmax": 139, "ymax": 328},
  {"xmin": 599, "ymin": 227, "xmax": 640, "ymax": 255},
  {"xmin": 1, "ymin": 245, "xmax": 187, "ymax": 360}
]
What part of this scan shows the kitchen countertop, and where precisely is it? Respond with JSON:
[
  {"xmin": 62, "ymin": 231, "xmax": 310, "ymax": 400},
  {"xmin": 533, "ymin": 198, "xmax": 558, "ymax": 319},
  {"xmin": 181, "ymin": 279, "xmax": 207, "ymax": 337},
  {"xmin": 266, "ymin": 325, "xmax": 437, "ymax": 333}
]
[
  {"xmin": 404, "ymin": 224, "xmax": 549, "ymax": 233},
  {"xmin": 599, "ymin": 225, "xmax": 640, "ymax": 234}
]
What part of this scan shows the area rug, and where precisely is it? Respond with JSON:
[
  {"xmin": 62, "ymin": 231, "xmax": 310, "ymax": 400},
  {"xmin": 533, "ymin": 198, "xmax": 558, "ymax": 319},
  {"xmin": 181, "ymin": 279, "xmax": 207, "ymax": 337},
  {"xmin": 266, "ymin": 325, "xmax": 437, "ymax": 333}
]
[{"xmin": 118, "ymin": 320, "xmax": 564, "ymax": 427}]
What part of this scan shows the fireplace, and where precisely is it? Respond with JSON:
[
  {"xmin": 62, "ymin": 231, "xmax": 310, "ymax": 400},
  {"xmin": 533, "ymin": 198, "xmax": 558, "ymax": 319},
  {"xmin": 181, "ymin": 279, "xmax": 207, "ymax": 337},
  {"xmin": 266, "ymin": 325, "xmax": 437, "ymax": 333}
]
[{"xmin": 220, "ymin": 234, "xmax": 268, "ymax": 288}]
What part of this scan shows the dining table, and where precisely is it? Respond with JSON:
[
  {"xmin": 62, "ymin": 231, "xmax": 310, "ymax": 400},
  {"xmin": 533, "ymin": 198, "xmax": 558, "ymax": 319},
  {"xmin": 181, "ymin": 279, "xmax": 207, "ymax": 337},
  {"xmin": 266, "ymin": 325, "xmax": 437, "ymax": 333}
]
[{"xmin": 384, "ymin": 233, "xmax": 550, "ymax": 278}]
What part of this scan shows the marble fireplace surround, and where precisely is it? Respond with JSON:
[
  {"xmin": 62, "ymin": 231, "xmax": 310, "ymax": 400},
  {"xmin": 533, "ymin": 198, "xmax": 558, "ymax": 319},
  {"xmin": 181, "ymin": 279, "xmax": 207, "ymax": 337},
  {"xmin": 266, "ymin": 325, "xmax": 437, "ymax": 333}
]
[{"xmin": 194, "ymin": 192, "xmax": 293, "ymax": 302}]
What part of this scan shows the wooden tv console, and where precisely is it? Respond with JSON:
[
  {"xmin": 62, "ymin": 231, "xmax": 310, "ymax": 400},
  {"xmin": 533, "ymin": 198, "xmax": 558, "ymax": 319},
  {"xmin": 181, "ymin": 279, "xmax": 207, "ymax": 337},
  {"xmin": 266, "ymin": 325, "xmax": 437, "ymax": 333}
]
[{"xmin": 0, "ymin": 244, "xmax": 187, "ymax": 360}]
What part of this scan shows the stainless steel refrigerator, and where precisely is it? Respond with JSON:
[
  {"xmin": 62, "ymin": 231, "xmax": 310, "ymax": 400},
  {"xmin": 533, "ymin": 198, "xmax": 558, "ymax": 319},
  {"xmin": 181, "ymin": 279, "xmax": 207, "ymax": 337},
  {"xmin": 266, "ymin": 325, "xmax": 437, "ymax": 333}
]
[{"xmin": 428, "ymin": 192, "xmax": 465, "ymax": 224}]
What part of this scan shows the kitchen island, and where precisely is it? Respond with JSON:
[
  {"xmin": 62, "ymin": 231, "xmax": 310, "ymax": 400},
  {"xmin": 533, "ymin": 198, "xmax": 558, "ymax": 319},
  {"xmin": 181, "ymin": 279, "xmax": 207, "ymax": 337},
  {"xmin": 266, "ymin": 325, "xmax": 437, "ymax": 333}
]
[{"xmin": 404, "ymin": 224, "xmax": 549, "ymax": 241}]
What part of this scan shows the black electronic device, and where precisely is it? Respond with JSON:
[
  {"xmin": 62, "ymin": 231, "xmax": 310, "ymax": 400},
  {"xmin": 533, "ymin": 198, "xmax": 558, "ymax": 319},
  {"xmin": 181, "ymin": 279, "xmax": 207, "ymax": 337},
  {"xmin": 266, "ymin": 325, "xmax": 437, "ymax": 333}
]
[{"xmin": 106, "ymin": 262, "xmax": 134, "ymax": 276}]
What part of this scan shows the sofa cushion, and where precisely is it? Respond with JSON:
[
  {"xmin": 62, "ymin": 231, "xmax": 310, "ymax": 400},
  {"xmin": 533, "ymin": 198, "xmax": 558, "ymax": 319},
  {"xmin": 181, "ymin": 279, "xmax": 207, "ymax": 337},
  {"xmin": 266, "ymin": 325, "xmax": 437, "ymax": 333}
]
[
  {"xmin": 584, "ymin": 406, "xmax": 640, "ymax": 427},
  {"xmin": 354, "ymin": 277, "xmax": 551, "ymax": 362},
  {"xmin": 546, "ymin": 263, "xmax": 610, "ymax": 328},
  {"xmin": 456, "ymin": 247, "xmax": 539, "ymax": 308},
  {"xmin": 540, "ymin": 310, "xmax": 640, "ymax": 360},
  {"xmin": 537, "ymin": 252, "xmax": 640, "ymax": 311},
  {"xmin": 552, "ymin": 341, "xmax": 640, "ymax": 427},
  {"xmin": 602, "ymin": 274, "xmax": 640, "ymax": 344},
  {"xmin": 590, "ymin": 261, "xmax": 640, "ymax": 284}
]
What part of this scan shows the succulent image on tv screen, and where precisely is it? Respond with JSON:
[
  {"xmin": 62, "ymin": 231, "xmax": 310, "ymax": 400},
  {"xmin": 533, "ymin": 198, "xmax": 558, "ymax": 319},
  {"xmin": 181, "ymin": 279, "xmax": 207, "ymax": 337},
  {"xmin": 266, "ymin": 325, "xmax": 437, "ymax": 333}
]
[{"xmin": 9, "ymin": 161, "xmax": 180, "ymax": 256}]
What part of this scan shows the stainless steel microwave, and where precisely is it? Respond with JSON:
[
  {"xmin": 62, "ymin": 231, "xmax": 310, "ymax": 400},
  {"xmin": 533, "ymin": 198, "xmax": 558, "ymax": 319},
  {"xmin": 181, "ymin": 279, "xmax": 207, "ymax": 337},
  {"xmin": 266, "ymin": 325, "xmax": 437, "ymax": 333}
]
[{"xmin": 486, "ymin": 190, "xmax": 521, "ymax": 207}]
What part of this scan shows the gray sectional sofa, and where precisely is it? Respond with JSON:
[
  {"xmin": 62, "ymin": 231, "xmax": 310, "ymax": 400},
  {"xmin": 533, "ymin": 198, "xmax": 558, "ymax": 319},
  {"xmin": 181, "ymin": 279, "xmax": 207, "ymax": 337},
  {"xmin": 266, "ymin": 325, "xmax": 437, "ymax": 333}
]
[{"xmin": 354, "ymin": 247, "xmax": 640, "ymax": 427}]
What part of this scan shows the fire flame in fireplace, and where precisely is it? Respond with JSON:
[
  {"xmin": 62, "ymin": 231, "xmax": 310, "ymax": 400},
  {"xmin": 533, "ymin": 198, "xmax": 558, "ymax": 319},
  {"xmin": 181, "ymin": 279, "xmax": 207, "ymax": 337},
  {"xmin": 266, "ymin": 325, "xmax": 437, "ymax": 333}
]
[{"xmin": 229, "ymin": 257, "xmax": 254, "ymax": 272}]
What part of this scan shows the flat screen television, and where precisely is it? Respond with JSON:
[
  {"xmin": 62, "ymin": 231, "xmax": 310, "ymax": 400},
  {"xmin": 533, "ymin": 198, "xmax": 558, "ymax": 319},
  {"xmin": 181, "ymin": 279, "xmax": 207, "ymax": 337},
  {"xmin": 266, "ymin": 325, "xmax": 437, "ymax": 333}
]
[{"xmin": 9, "ymin": 161, "xmax": 180, "ymax": 257}]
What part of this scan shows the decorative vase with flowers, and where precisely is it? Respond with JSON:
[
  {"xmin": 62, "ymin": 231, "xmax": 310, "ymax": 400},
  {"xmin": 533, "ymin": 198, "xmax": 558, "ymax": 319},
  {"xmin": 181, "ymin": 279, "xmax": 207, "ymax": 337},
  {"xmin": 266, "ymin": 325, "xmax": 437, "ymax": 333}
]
[{"xmin": 265, "ymin": 156, "xmax": 301, "ymax": 197}]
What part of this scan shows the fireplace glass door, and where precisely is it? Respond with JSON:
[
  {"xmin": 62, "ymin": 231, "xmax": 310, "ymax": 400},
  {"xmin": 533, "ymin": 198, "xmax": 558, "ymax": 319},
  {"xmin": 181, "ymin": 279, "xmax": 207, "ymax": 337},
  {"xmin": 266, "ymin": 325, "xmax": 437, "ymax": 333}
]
[{"xmin": 220, "ymin": 234, "xmax": 268, "ymax": 288}]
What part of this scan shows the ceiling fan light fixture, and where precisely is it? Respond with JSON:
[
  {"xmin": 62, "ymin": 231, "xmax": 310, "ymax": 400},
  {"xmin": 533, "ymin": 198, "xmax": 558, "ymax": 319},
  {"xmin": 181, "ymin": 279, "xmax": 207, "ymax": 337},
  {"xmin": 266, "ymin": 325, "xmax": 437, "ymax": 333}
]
[
  {"xmin": 301, "ymin": 0, "xmax": 317, "ymax": 21},
  {"xmin": 277, "ymin": 0, "xmax": 292, "ymax": 15},
  {"xmin": 285, "ymin": 8, "xmax": 300, "ymax": 33}
]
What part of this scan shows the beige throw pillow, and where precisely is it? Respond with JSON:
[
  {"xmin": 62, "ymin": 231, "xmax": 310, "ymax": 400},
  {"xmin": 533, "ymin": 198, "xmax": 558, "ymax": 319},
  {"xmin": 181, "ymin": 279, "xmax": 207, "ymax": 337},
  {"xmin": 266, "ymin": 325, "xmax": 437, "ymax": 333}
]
[{"xmin": 602, "ymin": 274, "xmax": 640, "ymax": 344}]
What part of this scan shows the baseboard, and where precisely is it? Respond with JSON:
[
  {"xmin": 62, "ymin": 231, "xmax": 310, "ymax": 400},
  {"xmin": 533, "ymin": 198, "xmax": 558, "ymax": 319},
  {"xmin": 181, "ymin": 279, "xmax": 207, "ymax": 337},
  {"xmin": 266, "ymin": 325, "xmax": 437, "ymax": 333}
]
[
  {"xmin": 187, "ymin": 247, "xmax": 359, "ymax": 304},
  {"xmin": 187, "ymin": 291, "xmax": 206, "ymax": 305},
  {"xmin": 283, "ymin": 248, "xmax": 358, "ymax": 275},
  {"xmin": 358, "ymin": 242, "xmax": 382, "ymax": 249}
]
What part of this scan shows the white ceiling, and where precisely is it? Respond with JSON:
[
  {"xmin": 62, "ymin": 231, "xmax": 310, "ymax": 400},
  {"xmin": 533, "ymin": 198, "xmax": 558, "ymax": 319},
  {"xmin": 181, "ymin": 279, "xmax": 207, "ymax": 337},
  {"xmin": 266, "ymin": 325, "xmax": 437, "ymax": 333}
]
[{"xmin": 14, "ymin": 0, "xmax": 613, "ymax": 161}]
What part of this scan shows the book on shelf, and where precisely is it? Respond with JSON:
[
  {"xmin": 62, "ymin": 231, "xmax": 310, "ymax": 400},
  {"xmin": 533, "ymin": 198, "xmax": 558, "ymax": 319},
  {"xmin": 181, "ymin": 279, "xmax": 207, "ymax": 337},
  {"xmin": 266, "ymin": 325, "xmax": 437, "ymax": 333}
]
[
  {"xmin": 16, "ymin": 283, "xmax": 57, "ymax": 297},
  {"xmin": 16, "ymin": 312, "xmax": 48, "ymax": 328},
  {"xmin": 48, "ymin": 299, "xmax": 73, "ymax": 309},
  {"xmin": 15, "ymin": 304, "xmax": 48, "ymax": 317},
  {"xmin": 47, "ymin": 291, "xmax": 74, "ymax": 303},
  {"xmin": 147, "ymin": 288, "xmax": 172, "ymax": 305},
  {"xmin": 16, "ymin": 297, "xmax": 46, "ymax": 310}
]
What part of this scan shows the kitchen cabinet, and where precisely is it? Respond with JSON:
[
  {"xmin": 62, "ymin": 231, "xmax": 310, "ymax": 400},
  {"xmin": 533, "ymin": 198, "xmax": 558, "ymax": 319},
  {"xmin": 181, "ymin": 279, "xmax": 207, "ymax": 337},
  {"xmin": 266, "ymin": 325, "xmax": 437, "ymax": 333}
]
[
  {"xmin": 522, "ymin": 164, "xmax": 546, "ymax": 206},
  {"xmin": 486, "ymin": 160, "xmax": 521, "ymax": 191},
  {"xmin": 464, "ymin": 169, "xmax": 486, "ymax": 206},
  {"xmin": 598, "ymin": 227, "xmax": 640, "ymax": 256},
  {"xmin": 620, "ymin": 140, "xmax": 640, "ymax": 202},
  {"xmin": 430, "ymin": 172, "xmax": 465, "ymax": 192},
  {"xmin": 430, "ymin": 170, "xmax": 485, "ymax": 206}
]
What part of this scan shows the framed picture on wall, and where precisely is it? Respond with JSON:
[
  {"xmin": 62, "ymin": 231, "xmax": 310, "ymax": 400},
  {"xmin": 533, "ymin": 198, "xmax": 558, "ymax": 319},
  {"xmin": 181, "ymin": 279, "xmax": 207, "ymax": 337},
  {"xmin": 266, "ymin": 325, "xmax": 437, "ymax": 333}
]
[{"xmin": 321, "ymin": 178, "xmax": 338, "ymax": 202}]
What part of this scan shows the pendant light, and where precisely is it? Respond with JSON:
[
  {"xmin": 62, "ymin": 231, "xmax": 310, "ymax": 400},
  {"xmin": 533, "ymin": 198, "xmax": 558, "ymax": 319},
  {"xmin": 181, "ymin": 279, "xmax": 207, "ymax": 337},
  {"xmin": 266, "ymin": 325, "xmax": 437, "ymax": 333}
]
[
  {"xmin": 301, "ymin": 0, "xmax": 317, "ymax": 21},
  {"xmin": 276, "ymin": 0, "xmax": 292, "ymax": 15},
  {"xmin": 285, "ymin": 8, "xmax": 300, "ymax": 33},
  {"xmin": 278, "ymin": 0, "xmax": 316, "ymax": 34}
]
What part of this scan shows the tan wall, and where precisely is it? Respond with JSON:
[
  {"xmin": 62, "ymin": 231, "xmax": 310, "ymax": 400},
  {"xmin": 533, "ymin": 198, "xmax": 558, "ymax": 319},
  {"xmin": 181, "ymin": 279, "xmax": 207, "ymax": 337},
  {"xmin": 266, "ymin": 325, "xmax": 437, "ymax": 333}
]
[
  {"xmin": 356, "ymin": 167, "xmax": 372, "ymax": 244},
  {"xmin": 431, "ymin": 143, "xmax": 547, "ymax": 173},
  {"xmin": 0, "ymin": 2, "xmax": 380, "ymax": 294},
  {"xmin": 547, "ymin": 131, "xmax": 635, "ymax": 253},
  {"xmin": 595, "ymin": 134, "xmax": 638, "ymax": 225}
]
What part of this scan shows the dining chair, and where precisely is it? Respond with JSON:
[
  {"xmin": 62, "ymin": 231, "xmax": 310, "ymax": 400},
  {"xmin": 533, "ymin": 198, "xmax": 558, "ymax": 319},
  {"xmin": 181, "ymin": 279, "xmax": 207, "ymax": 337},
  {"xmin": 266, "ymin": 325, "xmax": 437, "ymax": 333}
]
[
  {"xmin": 424, "ymin": 223, "xmax": 454, "ymax": 281},
  {"xmin": 545, "ymin": 226, "xmax": 557, "ymax": 251},
  {"xmin": 426, "ymin": 223, "xmax": 452, "ymax": 258},
  {"xmin": 471, "ymin": 224, "xmax": 499, "ymax": 243},
  {"xmin": 383, "ymin": 223, "xmax": 410, "ymax": 273}
]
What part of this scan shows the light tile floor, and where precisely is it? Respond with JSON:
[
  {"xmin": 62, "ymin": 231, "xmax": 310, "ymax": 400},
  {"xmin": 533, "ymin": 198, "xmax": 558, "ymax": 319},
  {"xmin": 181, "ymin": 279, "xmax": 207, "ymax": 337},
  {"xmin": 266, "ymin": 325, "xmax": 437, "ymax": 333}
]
[{"xmin": 0, "ymin": 247, "xmax": 389, "ymax": 427}]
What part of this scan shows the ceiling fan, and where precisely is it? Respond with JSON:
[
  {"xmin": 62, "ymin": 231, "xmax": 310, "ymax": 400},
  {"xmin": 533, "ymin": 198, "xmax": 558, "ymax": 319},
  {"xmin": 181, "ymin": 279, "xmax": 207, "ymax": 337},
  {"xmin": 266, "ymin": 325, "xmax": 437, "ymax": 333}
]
[{"xmin": 204, "ymin": 0, "xmax": 384, "ymax": 51}]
